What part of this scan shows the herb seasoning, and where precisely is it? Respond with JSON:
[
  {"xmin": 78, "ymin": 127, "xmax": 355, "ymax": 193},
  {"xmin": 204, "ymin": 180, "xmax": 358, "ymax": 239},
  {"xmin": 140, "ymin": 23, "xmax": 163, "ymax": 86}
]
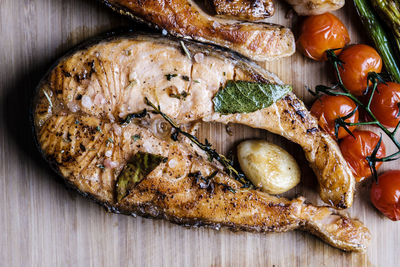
[
  {"xmin": 165, "ymin": 74, "xmax": 178, "ymax": 81},
  {"xmin": 132, "ymin": 134, "xmax": 141, "ymax": 141}
]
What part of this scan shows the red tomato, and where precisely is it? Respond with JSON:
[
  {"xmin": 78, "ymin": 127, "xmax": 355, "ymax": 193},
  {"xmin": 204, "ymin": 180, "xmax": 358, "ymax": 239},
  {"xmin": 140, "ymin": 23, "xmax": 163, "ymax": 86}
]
[
  {"xmin": 310, "ymin": 95, "xmax": 359, "ymax": 139},
  {"xmin": 370, "ymin": 82, "xmax": 400, "ymax": 128},
  {"xmin": 340, "ymin": 130, "xmax": 386, "ymax": 181},
  {"xmin": 338, "ymin": 44, "xmax": 382, "ymax": 95},
  {"xmin": 371, "ymin": 170, "xmax": 400, "ymax": 221},
  {"xmin": 297, "ymin": 13, "xmax": 350, "ymax": 61}
]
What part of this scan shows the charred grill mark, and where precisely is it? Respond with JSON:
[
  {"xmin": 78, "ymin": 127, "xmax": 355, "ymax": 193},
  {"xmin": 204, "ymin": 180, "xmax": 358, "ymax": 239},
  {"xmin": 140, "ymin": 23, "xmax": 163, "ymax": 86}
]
[
  {"xmin": 336, "ymin": 194, "xmax": 347, "ymax": 209},
  {"xmin": 268, "ymin": 202, "xmax": 288, "ymax": 208},
  {"xmin": 62, "ymin": 69, "xmax": 72, "ymax": 78},
  {"xmin": 248, "ymin": 71, "xmax": 269, "ymax": 83},
  {"xmin": 283, "ymin": 94, "xmax": 292, "ymax": 102},
  {"xmin": 75, "ymin": 70, "xmax": 88, "ymax": 83},
  {"xmin": 295, "ymin": 110, "xmax": 306, "ymax": 120},
  {"xmin": 65, "ymin": 132, "xmax": 72, "ymax": 143},
  {"xmin": 87, "ymin": 60, "xmax": 96, "ymax": 75},
  {"xmin": 80, "ymin": 143, "xmax": 86, "ymax": 152},
  {"xmin": 153, "ymin": 189, "xmax": 167, "ymax": 202},
  {"xmin": 284, "ymin": 95, "xmax": 307, "ymax": 123},
  {"xmin": 84, "ymin": 124, "xmax": 100, "ymax": 136},
  {"xmin": 60, "ymin": 150, "xmax": 76, "ymax": 164},
  {"xmin": 307, "ymin": 127, "xmax": 318, "ymax": 134},
  {"xmin": 74, "ymin": 60, "xmax": 96, "ymax": 83}
]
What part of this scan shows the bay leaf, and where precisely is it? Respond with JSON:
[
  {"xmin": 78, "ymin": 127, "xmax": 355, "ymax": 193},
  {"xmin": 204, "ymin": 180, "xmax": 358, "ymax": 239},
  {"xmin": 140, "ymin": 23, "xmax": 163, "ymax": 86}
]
[
  {"xmin": 116, "ymin": 152, "xmax": 166, "ymax": 202},
  {"xmin": 212, "ymin": 80, "xmax": 292, "ymax": 114}
]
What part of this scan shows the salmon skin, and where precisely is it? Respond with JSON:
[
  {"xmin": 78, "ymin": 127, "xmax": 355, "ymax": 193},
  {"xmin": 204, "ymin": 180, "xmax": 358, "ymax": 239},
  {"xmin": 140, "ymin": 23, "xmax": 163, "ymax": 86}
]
[
  {"xmin": 100, "ymin": 0, "xmax": 295, "ymax": 61},
  {"xmin": 33, "ymin": 33, "xmax": 369, "ymax": 252},
  {"xmin": 205, "ymin": 0, "xmax": 275, "ymax": 21}
]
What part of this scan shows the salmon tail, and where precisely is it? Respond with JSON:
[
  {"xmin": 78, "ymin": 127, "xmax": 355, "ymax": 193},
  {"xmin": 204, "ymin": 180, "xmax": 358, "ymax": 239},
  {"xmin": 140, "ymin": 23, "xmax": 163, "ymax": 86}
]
[{"xmin": 300, "ymin": 201, "xmax": 371, "ymax": 252}]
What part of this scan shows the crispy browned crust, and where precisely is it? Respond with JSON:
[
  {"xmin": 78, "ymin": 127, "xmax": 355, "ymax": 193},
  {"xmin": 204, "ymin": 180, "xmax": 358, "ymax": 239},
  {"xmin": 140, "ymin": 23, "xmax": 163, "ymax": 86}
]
[
  {"xmin": 101, "ymin": 0, "xmax": 294, "ymax": 61},
  {"xmin": 34, "ymin": 112, "xmax": 370, "ymax": 252},
  {"xmin": 33, "ymin": 32, "xmax": 355, "ymax": 210},
  {"xmin": 32, "ymin": 33, "xmax": 369, "ymax": 252},
  {"xmin": 206, "ymin": 0, "xmax": 274, "ymax": 21}
]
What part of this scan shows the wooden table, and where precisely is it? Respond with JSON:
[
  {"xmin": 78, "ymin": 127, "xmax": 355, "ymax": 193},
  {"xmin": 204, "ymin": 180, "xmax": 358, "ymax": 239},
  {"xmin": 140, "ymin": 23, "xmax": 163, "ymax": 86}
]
[{"xmin": 1, "ymin": 0, "xmax": 399, "ymax": 266}]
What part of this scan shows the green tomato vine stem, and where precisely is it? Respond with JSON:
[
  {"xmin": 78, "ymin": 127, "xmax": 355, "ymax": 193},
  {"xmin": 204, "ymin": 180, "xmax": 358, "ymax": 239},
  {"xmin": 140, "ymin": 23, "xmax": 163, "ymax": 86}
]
[{"xmin": 312, "ymin": 50, "xmax": 400, "ymax": 181}]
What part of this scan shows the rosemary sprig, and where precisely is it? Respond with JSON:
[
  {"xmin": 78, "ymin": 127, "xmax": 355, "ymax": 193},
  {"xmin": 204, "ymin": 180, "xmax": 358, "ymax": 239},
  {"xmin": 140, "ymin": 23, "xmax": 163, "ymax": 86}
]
[
  {"xmin": 144, "ymin": 97, "xmax": 254, "ymax": 189},
  {"xmin": 310, "ymin": 49, "xmax": 400, "ymax": 182},
  {"xmin": 120, "ymin": 109, "xmax": 147, "ymax": 125}
]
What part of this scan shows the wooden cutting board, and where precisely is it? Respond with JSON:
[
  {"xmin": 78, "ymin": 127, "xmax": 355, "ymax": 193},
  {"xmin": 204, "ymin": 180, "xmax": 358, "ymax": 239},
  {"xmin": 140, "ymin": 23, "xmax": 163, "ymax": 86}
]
[{"xmin": 0, "ymin": 0, "xmax": 399, "ymax": 266}]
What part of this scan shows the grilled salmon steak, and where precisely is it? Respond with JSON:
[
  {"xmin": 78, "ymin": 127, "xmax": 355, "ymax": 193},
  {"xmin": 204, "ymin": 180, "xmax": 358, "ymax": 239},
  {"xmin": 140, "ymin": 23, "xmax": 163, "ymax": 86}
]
[
  {"xmin": 33, "ymin": 33, "xmax": 369, "ymax": 252},
  {"xmin": 101, "ymin": 0, "xmax": 294, "ymax": 61}
]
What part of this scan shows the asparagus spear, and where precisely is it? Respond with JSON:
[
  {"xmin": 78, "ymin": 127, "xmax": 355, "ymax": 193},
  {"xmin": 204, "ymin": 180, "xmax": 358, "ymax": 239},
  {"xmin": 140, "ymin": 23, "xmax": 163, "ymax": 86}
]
[
  {"xmin": 370, "ymin": 0, "xmax": 400, "ymax": 37},
  {"xmin": 370, "ymin": 0, "xmax": 400, "ymax": 70},
  {"xmin": 353, "ymin": 0, "xmax": 400, "ymax": 82}
]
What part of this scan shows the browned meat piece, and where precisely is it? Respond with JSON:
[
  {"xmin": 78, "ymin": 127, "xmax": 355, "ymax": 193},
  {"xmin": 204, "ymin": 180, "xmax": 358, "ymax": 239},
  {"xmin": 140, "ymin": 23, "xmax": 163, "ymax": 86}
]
[
  {"xmin": 206, "ymin": 0, "xmax": 274, "ymax": 21},
  {"xmin": 101, "ymin": 0, "xmax": 294, "ymax": 61},
  {"xmin": 33, "ymin": 33, "xmax": 368, "ymax": 251}
]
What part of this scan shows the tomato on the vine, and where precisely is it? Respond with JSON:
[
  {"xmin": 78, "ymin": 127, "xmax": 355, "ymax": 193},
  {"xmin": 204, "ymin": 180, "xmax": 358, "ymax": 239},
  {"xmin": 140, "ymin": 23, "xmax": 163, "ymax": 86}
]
[
  {"xmin": 339, "ymin": 130, "xmax": 386, "ymax": 182},
  {"xmin": 297, "ymin": 13, "xmax": 350, "ymax": 61},
  {"xmin": 310, "ymin": 95, "xmax": 359, "ymax": 139},
  {"xmin": 370, "ymin": 82, "xmax": 400, "ymax": 128},
  {"xmin": 338, "ymin": 44, "xmax": 382, "ymax": 95},
  {"xmin": 371, "ymin": 170, "xmax": 400, "ymax": 221}
]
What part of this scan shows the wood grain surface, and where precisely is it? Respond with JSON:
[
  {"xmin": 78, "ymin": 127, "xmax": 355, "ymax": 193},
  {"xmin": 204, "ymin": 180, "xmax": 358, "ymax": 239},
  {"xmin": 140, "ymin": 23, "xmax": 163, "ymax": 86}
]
[{"xmin": 1, "ymin": 0, "xmax": 399, "ymax": 266}]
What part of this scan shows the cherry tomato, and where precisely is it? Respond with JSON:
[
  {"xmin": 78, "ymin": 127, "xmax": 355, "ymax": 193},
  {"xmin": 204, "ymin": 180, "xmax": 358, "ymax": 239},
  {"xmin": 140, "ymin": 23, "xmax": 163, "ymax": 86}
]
[
  {"xmin": 370, "ymin": 82, "xmax": 400, "ymax": 128},
  {"xmin": 371, "ymin": 170, "xmax": 400, "ymax": 221},
  {"xmin": 338, "ymin": 44, "xmax": 382, "ymax": 95},
  {"xmin": 297, "ymin": 13, "xmax": 350, "ymax": 61},
  {"xmin": 339, "ymin": 130, "xmax": 386, "ymax": 182},
  {"xmin": 310, "ymin": 95, "xmax": 359, "ymax": 139}
]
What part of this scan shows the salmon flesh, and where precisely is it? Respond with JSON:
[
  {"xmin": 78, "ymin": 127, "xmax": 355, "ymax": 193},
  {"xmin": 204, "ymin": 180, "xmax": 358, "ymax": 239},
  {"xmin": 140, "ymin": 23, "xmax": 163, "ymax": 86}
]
[{"xmin": 33, "ymin": 33, "xmax": 369, "ymax": 252}]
